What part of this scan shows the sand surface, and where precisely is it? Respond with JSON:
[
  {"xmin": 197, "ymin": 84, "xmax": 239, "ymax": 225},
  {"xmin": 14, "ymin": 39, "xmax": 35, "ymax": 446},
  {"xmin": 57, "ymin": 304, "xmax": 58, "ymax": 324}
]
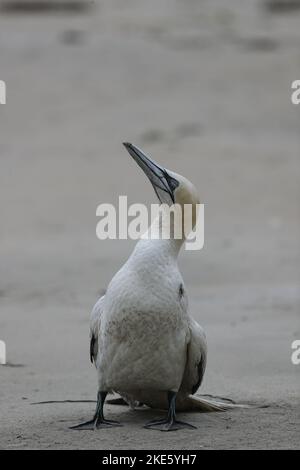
[{"xmin": 0, "ymin": 0, "xmax": 299, "ymax": 449}]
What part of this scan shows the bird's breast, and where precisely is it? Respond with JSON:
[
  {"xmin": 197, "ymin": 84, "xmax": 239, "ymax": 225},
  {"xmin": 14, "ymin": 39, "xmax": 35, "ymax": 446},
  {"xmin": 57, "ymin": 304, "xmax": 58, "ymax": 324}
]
[
  {"xmin": 96, "ymin": 254, "xmax": 190, "ymax": 391},
  {"xmin": 102, "ymin": 267, "xmax": 187, "ymax": 342}
]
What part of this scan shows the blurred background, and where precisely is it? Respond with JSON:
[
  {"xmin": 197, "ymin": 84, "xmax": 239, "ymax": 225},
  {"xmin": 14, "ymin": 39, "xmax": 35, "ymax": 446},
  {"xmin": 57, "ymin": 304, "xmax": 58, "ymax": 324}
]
[{"xmin": 0, "ymin": 0, "xmax": 299, "ymax": 449}]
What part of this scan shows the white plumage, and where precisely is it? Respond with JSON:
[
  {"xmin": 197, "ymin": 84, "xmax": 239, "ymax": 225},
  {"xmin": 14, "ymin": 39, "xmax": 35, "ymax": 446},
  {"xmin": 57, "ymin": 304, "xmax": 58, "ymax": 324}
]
[
  {"xmin": 73, "ymin": 143, "xmax": 229, "ymax": 432},
  {"xmin": 91, "ymin": 236, "xmax": 207, "ymax": 410}
]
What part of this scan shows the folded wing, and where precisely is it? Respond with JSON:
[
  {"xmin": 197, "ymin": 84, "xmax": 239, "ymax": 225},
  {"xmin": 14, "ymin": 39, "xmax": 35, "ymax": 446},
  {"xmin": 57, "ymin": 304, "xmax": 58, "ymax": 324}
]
[
  {"xmin": 90, "ymin": 295, "xmax": 105, "ymax": 365},
  {"xmin": 179, "ymin": 318, "xmax": 207, "ymax": 396}
]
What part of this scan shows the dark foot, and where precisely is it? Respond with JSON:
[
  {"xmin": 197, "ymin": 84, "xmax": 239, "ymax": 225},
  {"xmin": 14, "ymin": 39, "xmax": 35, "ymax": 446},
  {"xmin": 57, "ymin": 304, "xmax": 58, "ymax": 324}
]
[
  {"xmin": 144, "ymin": 417, "xmax": 196, "ymax": 432},
  {"xmin": 70, "ymin": 417, "xmax": 122, "ymax": 430},
  {"xmin": 70, "ymin": 390, "xmax": 122, "ymax": 430},
  {"xmin": 144, "ymin": 391, "xmax": 197, "ymax": 431}
]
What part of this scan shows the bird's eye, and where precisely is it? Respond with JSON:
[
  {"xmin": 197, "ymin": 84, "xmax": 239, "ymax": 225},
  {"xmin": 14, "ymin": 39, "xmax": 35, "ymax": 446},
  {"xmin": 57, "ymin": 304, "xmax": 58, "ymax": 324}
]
[
  {"xmin": 179, "ymin": 284, "xmax": 184, "ymax": 298},
  {"xmin": 165, "ymin": 174, "xmax": 179, "ymax": 192}
]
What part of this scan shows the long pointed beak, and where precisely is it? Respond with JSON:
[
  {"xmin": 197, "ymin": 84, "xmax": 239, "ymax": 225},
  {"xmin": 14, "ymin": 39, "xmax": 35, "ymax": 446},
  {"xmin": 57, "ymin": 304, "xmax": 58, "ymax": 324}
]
[{"xmin": 123, "ymin": 142, "xmax": 179, "ymax": 205}]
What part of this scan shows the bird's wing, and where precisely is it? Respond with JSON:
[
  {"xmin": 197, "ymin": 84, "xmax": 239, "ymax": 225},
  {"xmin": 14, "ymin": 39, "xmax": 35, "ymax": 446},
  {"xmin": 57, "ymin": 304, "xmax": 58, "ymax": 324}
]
[
  {"xmin": 178, "ymin": 318, "xmax": 250, "ymax": 412},
  {"xmin": 179, "ymin": 318, "xmax": 207, "ymax": 395},
  {"xmin": 90, "ymin": 295, "xmax": 105, "ymax": 364}
]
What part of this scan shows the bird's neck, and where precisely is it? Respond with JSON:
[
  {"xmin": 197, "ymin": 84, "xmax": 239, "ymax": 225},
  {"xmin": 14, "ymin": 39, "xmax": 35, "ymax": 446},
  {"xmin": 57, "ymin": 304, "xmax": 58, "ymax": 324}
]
[{"xmin": 139, "ymin": 204, "xmax": 193, "ymax": 258}]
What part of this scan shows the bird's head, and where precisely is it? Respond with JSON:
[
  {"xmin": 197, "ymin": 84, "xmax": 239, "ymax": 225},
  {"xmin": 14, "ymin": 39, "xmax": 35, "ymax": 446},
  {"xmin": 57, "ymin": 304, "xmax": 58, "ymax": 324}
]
[{"xmin": 123, "ymin": 142, "xmax": 200, "ymax": 215}]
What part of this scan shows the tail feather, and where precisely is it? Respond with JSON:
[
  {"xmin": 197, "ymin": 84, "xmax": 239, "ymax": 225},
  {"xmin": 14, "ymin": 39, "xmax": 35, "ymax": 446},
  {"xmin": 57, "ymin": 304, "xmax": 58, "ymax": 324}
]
[{"xmin": 180, "ymin": 394, "xmax": 250, "ymax": 412}]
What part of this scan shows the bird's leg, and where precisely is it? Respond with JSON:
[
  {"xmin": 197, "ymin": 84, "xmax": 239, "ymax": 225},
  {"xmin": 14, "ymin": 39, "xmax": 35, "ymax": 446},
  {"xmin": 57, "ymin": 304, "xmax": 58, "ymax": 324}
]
[
  {"xmin": 70, "ymin": 391, "xmax": 122, "ymax": 430},
  {"xmin": 144, "ymin": 391, "xmax": 196, "ymax": 432}
]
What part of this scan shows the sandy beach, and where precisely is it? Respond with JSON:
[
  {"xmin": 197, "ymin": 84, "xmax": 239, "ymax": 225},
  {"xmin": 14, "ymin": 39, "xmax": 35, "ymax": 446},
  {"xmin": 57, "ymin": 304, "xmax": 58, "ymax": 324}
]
[{"xmin": 0, "ymin": 0, "xmax": 299, "ymax": 449}]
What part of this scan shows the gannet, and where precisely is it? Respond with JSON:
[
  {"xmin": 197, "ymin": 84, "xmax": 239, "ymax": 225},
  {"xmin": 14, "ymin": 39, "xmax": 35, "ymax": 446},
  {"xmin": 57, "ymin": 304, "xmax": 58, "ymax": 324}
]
[{"xmin": 72, "ymin": 143, "xmax": 226, "ymax": 432}]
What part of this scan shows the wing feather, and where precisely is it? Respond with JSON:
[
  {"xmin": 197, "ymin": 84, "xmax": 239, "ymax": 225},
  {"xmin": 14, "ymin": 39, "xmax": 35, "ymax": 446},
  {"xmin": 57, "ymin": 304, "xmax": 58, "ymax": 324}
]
[
  {"xmin": 89, "ymin": 295, "xmax": 105, "ymax": 365},
  {"xmin": 179, "ymin": 318, "xmax": 207, "ymax": 395}
]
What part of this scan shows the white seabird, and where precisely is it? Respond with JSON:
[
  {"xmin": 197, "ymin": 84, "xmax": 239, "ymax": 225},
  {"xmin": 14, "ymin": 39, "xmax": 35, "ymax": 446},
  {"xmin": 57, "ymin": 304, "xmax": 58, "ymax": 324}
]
[{"xmin": 72, "ymin": 143, "xmax": 228, "ymax": 432}]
